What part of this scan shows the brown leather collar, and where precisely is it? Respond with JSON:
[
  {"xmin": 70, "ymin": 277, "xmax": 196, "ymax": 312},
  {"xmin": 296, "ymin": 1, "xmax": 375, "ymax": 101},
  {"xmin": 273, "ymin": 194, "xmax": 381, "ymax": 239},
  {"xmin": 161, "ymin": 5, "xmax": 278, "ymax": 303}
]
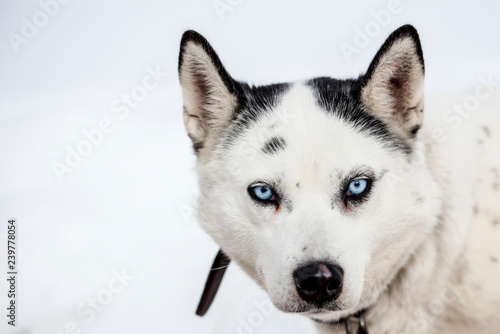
[{"xmin": 195, "ymin": 249, "xmax": 369, "ymax": 334}]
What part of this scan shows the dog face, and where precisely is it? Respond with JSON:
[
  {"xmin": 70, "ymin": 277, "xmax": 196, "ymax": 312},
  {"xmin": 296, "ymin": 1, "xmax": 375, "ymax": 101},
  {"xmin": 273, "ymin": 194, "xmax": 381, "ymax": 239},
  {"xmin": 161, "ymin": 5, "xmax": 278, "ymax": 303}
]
[{"xmin": 179, "ymin": 26, "xmax": 442, "ymax": 321}]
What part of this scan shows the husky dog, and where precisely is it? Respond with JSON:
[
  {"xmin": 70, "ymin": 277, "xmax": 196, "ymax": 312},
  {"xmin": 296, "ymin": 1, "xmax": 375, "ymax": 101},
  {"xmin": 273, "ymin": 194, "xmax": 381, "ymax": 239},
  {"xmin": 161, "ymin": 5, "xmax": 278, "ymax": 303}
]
[{"xmin": 178, "ymin": 25, "xmax": 500, "ymax": 333}]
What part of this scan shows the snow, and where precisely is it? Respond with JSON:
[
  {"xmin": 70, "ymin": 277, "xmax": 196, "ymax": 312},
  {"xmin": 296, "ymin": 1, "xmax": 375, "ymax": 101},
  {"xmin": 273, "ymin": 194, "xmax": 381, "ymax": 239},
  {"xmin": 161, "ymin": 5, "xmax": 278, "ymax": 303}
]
[{"xmin": 0, "ymin": 0, "xmax": 499, "ymax": 333}]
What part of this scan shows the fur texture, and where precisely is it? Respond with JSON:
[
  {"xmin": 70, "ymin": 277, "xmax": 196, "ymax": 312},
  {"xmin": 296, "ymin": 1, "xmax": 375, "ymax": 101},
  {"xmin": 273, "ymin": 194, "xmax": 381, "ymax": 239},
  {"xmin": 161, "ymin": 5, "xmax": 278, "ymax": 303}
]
[{"xmin": 178, "ymin": 25, "xmax": 500, "ymax": 333}]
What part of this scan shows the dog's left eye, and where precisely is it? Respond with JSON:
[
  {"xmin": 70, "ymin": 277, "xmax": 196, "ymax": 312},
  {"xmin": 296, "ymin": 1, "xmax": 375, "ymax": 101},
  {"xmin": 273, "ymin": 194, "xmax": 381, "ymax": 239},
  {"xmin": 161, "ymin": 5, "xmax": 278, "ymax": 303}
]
[{"xmin": 346, "ymin": 179, "xmax": 370, "ymax": 196}]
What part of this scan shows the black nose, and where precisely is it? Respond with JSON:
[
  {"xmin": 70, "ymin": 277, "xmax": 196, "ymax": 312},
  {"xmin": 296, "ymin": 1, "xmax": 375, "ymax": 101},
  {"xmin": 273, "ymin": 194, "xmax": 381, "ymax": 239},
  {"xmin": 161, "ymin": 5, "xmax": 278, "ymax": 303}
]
[{"xmin": 293, "ymin": 263, "xmax": 343, "ymax": 304}]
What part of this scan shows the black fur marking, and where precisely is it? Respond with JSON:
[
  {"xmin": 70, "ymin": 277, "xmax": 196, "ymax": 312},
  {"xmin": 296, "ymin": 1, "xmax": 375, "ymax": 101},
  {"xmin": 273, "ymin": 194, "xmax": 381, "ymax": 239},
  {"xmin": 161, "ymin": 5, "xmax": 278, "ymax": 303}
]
[
  {"xmin": 307, "ymin": 78, "xmax": 411, "ymax": 154},
  {"xmin": 226, "ymin": 83, "xmax": 290, "ymax": 143},
  {"xmin": 262, "ymin": 137, "xmax": 286, "ymax": 155}
]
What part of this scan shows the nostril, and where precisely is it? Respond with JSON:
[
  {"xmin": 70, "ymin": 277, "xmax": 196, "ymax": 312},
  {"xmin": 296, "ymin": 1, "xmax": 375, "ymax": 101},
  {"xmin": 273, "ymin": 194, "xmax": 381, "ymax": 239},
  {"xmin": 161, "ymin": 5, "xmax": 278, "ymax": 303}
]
[
  {"xmin": 326, "ymin": 276, "xmax": 342, "ymax": 293},
  {"xmin": 297, "ymin": 277, "xmax": 319, "ymax": 294}
]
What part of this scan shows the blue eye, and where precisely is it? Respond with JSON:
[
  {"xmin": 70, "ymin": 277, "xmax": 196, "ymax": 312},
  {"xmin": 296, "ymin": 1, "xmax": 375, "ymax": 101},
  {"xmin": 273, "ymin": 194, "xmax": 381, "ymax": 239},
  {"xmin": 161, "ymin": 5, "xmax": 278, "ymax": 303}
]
[
  {"xmin": 251, "ymin": 185, "xmax": 276, "ymax": 201},
  {"xmin": 347, "ymin": 179, "xmax": 369, "ymax": 196}
]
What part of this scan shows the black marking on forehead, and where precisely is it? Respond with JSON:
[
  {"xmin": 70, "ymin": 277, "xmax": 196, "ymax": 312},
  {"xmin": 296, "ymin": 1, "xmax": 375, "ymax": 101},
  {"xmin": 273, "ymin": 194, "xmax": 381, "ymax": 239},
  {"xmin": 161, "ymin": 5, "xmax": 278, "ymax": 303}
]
[
  {"xmin": 262, "ymin": 137, "xmax": 286, "ymax": 155},
  {"xmin": 307, "ymin": 77, "xmax": 411, "ymax": 154},
  {"xmin": 224, "ymin": 82, "xmax": 290, "ymax": 145}
]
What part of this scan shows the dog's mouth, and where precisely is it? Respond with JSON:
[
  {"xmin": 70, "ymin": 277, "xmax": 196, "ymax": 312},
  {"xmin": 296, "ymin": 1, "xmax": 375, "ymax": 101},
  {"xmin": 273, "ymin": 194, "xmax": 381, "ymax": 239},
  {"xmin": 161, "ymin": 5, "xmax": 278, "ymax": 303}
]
[
  {"xmin": 302, "ymin": 308, "xmax": 334, "ymax": 315},
  {"xmin": 276, "ymin": 298, "xmax": 346, "ymax": 315},
  {"xmin": 295, "ymin": 304, "xmax": 343, "ymax": 313}
]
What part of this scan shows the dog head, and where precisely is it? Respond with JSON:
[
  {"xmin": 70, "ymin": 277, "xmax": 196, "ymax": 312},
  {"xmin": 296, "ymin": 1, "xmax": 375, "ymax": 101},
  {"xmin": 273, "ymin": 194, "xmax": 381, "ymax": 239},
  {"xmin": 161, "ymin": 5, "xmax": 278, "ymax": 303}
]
[{"xmin": 178, "ymin": 25, "xmax": 441, "ymax": 321}]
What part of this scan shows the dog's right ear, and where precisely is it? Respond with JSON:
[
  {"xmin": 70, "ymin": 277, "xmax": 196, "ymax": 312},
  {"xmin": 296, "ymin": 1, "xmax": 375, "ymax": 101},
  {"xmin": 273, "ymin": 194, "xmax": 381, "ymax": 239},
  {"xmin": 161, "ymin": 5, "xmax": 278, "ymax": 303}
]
[{"xmin": 178, "ymin": 30, "xmax": 241, "ymax": 156}]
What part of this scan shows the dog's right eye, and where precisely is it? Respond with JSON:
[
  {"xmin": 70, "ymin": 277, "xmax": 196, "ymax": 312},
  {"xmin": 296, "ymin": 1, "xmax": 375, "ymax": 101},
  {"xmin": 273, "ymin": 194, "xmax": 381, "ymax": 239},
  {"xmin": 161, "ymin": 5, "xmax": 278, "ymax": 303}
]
[{"xmin": 248, "ymin": 184, "xmax": 277, "ymax": 203}]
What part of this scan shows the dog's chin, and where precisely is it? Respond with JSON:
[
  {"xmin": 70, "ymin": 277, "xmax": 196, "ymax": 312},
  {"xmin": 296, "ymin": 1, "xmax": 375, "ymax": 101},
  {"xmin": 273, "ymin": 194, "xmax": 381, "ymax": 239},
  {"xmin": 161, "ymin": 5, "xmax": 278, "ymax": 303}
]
[
  {"xmin": 272, "ymin": 299, "xmax": 350, "ymax": 315},
  {"xmin": 297, "ymin": 305, "xmax": 343, "ymax": 315}
]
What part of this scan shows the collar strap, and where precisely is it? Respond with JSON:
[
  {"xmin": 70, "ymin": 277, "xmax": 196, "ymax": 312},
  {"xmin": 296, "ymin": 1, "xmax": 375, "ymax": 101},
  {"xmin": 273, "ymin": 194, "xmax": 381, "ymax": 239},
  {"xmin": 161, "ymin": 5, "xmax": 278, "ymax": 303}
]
[
  {"xmin": 195, "ymin": 249, "xmax": 369, "ymax": 334},
  {"xmin": 195, "ymin": 249, "xmax": 230, "ymax": 316}
]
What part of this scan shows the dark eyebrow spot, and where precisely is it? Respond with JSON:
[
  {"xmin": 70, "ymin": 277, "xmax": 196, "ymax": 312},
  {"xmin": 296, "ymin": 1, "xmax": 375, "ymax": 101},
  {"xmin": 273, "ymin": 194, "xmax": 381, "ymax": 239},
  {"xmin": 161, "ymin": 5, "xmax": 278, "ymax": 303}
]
[{"xmin": 262, "ymin": 137, "xmax": 287, "ymax": 155}]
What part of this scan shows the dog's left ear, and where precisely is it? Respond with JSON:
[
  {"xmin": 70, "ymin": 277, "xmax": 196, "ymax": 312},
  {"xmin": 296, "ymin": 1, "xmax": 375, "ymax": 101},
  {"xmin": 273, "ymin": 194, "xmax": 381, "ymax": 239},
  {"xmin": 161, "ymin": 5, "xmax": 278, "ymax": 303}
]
[{"xmin": 361, "ymin": 25, "xmax": 425, "ymax": 138}]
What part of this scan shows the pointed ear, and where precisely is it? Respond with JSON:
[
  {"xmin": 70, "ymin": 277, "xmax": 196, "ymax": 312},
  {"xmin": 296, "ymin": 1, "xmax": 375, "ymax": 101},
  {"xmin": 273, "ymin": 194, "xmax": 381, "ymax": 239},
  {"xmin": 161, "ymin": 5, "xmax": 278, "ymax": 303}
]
[
  {"xmin": 361, "ymin": 25, "xmax": 425, "ymax": 139},
  {"xmin": 178, "ymin": 30, "xmax": 241, "ymax": 156}
]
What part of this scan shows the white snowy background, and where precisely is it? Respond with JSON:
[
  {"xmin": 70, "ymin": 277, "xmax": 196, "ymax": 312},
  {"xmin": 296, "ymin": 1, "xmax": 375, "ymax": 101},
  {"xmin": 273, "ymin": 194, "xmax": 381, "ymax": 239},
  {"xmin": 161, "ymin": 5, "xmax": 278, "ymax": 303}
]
[{"xmin": 1, "ymin": 0, "xmax": 499, "ymax": 333}]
